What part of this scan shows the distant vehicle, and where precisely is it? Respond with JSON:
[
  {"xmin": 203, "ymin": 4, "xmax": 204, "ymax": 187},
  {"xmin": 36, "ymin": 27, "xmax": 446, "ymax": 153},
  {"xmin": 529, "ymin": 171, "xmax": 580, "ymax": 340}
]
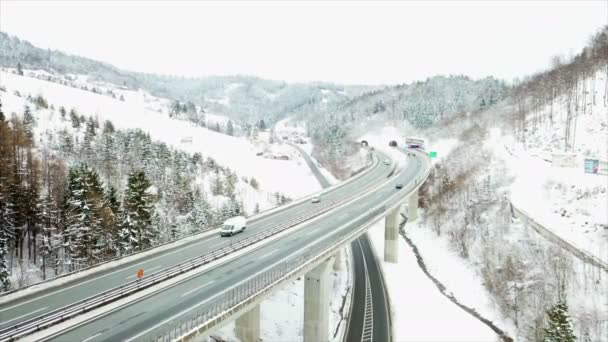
[
  {"xmin": 384, "ymin": 159, "xmax": 390, "ymax": 165},
  {"xmin": 395, "ymin": 183, "xmax": 404, "ymax": 189},
  {"xmin": 220, "ymin": 216, "xmax": 247, "ymax": 236},
  {"xmin": 389, "ymin": 140, "xmax": 398, "ymax": 147},
  {"xmin": 311, "ymin": 195, "xmax": 321, "ymax": 203}
]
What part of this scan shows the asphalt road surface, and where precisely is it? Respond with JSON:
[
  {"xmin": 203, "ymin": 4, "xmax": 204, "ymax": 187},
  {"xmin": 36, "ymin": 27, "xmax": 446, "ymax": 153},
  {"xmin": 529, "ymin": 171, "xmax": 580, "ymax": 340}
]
[{"xmin": 45, "ymin": 153, "xmax": 427, "ymax": 341}]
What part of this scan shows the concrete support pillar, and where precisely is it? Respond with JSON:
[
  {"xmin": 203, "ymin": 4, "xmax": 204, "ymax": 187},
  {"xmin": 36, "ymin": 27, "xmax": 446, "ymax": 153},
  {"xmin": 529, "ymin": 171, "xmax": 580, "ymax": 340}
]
[
  {"xmin": 384, "ymin": 207, "xmax": 400, "ymax": 263},
  {"xmin": 333, "ymin": 248, "xmax": 343, "ymax": 271},
  {"xmin": 304, "ymin": 258, "xmax": 332, "ymax": 342},
  {"xmin": 407, "ymin": 187, "xmax": 419, "ymax": 222},
  {"xmin": 235, "ymin": 304, "xmax": 260, "ymax": 342}
]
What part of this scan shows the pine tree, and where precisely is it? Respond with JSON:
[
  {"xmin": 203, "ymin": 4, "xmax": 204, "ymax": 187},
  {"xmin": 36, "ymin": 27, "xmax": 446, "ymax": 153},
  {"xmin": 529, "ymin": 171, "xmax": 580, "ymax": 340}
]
[
  {"xmin": 59, "ymin": 106, "xmax": 66, "ymax": 121},
  {"xmin": 259, "ymin": 119, "xmax": 266, "ymax": 131},
  {"xmin": 544, "ymin": 300, "xmax": 576, "ymax": 342},
  {"xmin": 63, "ymin": 165, "xmax": 105, "ymax": 268},
  {"xmin": 17, "ymin": 62, "xmax": 23, "ymax": 76},
  {"xmin": 0, "ymin": 182, "xmax": 14, "ymax": 291},
  {"xmin": 226, "ymin": 120, "xmax": 234, "ymax": 136},
  {"xmin": 254, "ymin": 203, "xmax": 260, "ymax": 214},
  {"xmin": 23, "ymin": 105, "xmax": 36, "ymax": 142},
  {"xmin": 0, "ymin": 99, "xmax": 5, "ymax": 122},
  {"xmin": 70, "ymin": 109, "xmax": 80, "ymax": 129},
  {"xmin": 121, "ymin": 171, "xmax": 155, "ymax": 253},
  {"xmin": 215, "ymin": 122, "xmax": 221, "ymax": 133}
]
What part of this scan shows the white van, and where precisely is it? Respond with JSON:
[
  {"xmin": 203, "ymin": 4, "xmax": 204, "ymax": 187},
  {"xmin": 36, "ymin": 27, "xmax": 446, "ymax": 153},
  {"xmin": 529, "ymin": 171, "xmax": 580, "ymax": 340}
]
[{"xmin": 220, "ymin": 216, "xmax": 247, "ymax": 236}]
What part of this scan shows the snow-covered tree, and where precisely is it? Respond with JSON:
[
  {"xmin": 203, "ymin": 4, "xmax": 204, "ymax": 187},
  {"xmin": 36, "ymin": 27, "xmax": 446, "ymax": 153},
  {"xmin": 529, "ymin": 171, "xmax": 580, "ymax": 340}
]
[
  {"xmin": 120, "ymin": 171, "xmax": 155, "ymax": 253},
  {"xmin": 544, "ymin": 300, "xmax": 576, "ymax": 342},
  {"xmin": 63, "ymin": 165, "xmax": 105, "ymax": 268},
  {"xmin": 226, "ymin": 120, "xmax": 234, "ymax": 136}
]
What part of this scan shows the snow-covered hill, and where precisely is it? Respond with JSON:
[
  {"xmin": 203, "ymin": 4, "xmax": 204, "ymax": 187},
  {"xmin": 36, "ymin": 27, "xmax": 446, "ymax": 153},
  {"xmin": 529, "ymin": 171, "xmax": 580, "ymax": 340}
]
[{"xmin": 0, "ymin": 69, "xmax": 320, "ymax": 200}]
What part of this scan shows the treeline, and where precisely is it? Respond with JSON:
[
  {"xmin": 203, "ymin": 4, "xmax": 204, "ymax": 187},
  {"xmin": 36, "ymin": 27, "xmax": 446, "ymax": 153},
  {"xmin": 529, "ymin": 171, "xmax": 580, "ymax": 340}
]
[
  {"xmin": 0, "ymin": 99, "xmax": 253, "ymax": 291},
  {"xmin": 512, "ymin": 25, "xmax": 608, "ymax": 151}
]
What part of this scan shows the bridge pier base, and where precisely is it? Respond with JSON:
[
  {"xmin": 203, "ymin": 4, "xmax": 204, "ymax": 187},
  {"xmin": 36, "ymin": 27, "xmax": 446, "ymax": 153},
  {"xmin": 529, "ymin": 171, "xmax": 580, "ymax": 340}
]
[
  {"xmin": 407, "ymin": 187, "xmax": 418, "ymax": 222},
  {"xmin": 304, "ymin": 258, "xmax": 333, "ymax": 342},
  {"xmin": 384, "ymin": 207, "xmax": 400, "ymax": 263},
  {"xmin": 235, "ymin": 304, "xmax": 260, "ymax": 342}
]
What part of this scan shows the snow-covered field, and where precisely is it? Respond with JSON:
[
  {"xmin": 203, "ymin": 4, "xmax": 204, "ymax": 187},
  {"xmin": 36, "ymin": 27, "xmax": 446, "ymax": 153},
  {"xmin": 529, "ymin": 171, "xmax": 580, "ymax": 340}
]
[
  {"xmin": 0, "ymin": 70, "xmax": 320, "ymax": 200},
  {"xmin": 367, "ymin": 219, "xmax": 500, "ymax": 341}
]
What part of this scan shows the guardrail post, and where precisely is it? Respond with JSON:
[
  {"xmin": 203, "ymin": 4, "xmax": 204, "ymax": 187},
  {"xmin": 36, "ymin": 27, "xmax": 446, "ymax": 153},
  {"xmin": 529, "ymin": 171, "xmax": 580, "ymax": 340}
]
[{"xmin": 303, "ymin": 257, "xmax": 333, "ymax": 342}]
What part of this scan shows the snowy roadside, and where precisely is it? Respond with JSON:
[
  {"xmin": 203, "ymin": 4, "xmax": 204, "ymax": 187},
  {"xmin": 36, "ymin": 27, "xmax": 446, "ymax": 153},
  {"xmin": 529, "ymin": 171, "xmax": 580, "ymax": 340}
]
[
  {"xmin": 489, "ymin": 131, "xmax": 608, "ymax": 265},
  {"xmin": 367, "ymin": 220, "xmax": 502, "ymax": 341}
]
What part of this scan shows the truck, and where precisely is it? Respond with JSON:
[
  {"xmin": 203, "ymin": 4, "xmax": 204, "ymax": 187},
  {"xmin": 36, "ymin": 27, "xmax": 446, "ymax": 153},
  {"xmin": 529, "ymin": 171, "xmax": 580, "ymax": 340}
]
[{"xmin": 220, "ymin": 216, "xmax": 247, "ymax": 236}]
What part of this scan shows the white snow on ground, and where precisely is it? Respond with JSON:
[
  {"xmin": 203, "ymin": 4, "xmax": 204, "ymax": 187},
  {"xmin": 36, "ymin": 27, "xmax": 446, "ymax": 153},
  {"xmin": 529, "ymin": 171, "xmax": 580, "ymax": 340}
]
[
  {"xmin": 485, "ymin": 69, "xmax": 608, "ymax": 263},
  {"xmin": 406, "ymin": 218, "xmax": 517, "ymax": 335},
  {"xmin": 358, "ymin": 126, "xmax": 509, "ymax": 340},
  {"xmin": 367, "ymin": 219, "xmax": 499, "ymax": 342},
  {"xmin": 0, "ymin": 70, "xmax": 320, "ymax": 199},
  {"xmin": 200, "ymin": 248, "xmax": 351, "ymax": 342}
]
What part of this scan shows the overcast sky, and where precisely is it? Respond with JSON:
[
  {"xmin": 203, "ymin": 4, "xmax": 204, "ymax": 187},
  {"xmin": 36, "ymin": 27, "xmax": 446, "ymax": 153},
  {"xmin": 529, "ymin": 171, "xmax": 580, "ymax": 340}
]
[{"xmin": 1, "ymin": 1, "xmax": 606, "ymax": 85}]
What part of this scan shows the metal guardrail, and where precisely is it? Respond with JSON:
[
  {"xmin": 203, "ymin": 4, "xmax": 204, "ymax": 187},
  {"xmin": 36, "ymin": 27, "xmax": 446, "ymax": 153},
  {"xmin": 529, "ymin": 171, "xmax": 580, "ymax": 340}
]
[
  {"xmin": 0, "ymin": 200, "xmax": 340, "ymax": 341},
  {"xmin": 164, "ymin": 152, "xmax": 432, "ymax": 342},
  {"xmin": 511, "ymin": 202, "xmax": 608, "ymax": 272},
  {"xmin": 155, "ymin": 206, "xmax": 388, "ymax": 342},
  {"xmin": 0, "ymin": 155, "xmax": 379, "ymax": 301},
  {"xmin": 0, "ymin": 155, "xmax": 388, "ymax": 341}
]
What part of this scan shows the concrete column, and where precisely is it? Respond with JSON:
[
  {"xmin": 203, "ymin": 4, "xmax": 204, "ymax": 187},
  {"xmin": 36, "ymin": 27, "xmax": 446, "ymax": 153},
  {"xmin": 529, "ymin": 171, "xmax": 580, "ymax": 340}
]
[
  {"xmin": 235, "ymin": 304, "xmax": 260, "ymax": 342},
  {"xmin": 304, "ymin": 258, "xmax": 332, "ymax": 342},
  {"xmin": 333, "ymin": 248, "xmax": 343, "ymax": 271},
  {"xmin": 384, "ymin": 207, "xmax": 400, "ymax": 263},
  {"xmin": 407, "ymin": 187, "xmax": 419, "ymax": 222}
]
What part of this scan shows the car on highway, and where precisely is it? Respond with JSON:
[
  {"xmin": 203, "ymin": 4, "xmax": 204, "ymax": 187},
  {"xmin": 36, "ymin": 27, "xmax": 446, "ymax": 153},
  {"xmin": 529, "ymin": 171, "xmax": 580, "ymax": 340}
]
[
  {"xmin": 384, "ymin": 159, "xmax": 390, "ymax": 165},
  {"xmin": 311, "ymin": 195, "xmax": 321, "ymax": 203},
  {"xmin": 395, "ymin": 183, "xmax": 404, "ymax": 189},
  {"xmin": 220, "ymin": 216, "xmax": 247, "ymax": 236}
]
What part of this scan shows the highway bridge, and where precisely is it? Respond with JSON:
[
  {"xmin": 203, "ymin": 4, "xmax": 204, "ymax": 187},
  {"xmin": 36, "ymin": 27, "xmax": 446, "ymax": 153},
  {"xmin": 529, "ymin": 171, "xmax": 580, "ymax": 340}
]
[{"xmin": 0, "ymin": 147, "xmax": 431, "ymax": 342}]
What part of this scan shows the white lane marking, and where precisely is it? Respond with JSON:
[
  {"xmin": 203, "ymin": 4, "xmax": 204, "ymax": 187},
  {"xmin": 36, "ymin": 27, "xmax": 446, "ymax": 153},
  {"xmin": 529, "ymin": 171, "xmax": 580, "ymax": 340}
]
[
  {"xmin": 125, "ymin": 226, "xmax": 343, "ymax": 342},
  {"xmin": 81, "ymin": 332, "xmax": 102, "ymax": 342},
  {"xmin": 0, "ymin": 235, "xmax": 220, "ymax": 313},
  {"xmin": 0, "ymin": 155, "xmax": 385, "ymax": 314},
  {"xmin": 260, "ymin": 250, "xmax": 278, "ymax": 259},
  {"xmin": 180, "ymin": 281, "xmax": 216, "ymax": 298},
  {"xmin": 0, "ymin": 306, "xmax": 47, "ymax": 325},
  {"xmin": 124, "ymin": 265, "xmax": 162, "ymax": 280}
]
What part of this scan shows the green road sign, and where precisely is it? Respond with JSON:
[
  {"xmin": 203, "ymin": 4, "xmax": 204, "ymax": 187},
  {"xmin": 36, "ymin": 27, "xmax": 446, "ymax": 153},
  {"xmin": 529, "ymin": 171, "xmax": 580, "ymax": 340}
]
[{"xmin": 430, "ymin": 151, "xmax": 437, "ymax": 158}]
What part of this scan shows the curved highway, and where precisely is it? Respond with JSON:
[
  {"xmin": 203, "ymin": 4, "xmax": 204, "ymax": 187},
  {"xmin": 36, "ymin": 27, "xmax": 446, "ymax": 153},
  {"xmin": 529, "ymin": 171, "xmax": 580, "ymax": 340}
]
[
  {"xmin": 40, "ymin": 151, "xmax": 429, "ymax": 341},
  {"xmin": 0, "ymin": 150, "xmax": 389, "ymax": 334},
  {"xmin": 290, "ymin": 143, "xmax": 391, "ymax": 342}
]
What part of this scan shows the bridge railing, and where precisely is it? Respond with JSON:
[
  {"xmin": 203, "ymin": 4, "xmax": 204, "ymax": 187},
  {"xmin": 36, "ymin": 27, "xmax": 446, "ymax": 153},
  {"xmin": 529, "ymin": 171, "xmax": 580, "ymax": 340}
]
[
  {"xmin": 153, "ymin": 206, "xmax": 388, "ymax": 342},
  {"xmin": 0, "ymin": 156, "xmax": 388, "ymax": 341}
]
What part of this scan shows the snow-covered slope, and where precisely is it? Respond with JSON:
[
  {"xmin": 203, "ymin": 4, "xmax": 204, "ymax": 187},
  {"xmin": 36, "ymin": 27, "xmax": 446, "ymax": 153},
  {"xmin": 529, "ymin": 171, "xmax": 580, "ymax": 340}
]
[{"xmin": 0, "ymin": 70, "xmax": 320, "ymax": 199}]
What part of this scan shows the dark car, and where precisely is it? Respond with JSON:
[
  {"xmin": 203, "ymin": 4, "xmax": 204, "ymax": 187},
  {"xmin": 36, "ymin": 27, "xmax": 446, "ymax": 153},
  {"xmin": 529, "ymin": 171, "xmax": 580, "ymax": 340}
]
[{"xmin": 395, "ymin": 183, "xmax": 404, "ymax": 189}]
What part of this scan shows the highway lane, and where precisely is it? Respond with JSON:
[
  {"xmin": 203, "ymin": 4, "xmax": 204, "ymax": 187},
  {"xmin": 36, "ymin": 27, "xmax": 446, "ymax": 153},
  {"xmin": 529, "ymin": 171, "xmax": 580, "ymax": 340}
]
[
  {"xmin": 0, "ymin": 151, "xmax": 389, "ymax": 330},
  {"xmin": 293, "ymin": 144, "xmax": 391, "ymax": 342},
  {"xmin": 47, "ymin": 155, "xmax": 427, "ymax": 341}
]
